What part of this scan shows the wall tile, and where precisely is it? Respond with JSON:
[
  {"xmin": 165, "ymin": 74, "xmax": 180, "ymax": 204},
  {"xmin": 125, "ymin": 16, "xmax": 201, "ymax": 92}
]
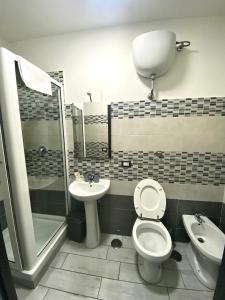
[
  {"xmin": 98, "ymin": 194, "xmax": 223, "ymax": 242},
  {"xmin": 69, "ymin": 150, "xmax": 225, "ymax": 186},
  {"xmin": 111, "ymin": 98, "xmax": 225, "ymax": 119}
]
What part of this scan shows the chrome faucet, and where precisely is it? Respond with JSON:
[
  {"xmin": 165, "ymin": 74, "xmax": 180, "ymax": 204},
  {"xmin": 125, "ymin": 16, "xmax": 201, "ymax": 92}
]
[
  {"xmin": 194, "ymin": 213, "xmax": 205, "ymax": 224},
  {"xmin": 84, "ymin": 173, "xmax": 100, "ymax": 183}
]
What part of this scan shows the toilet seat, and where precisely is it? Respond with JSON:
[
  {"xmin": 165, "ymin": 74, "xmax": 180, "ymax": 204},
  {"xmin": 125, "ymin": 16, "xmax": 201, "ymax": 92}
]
[
  {"xmin": 134, "ymin": 179, "xmax": 166, "ymax": 219},
  {"xmin": 132, "ymin": 218, "xmax": 172, "ymax": 262}
]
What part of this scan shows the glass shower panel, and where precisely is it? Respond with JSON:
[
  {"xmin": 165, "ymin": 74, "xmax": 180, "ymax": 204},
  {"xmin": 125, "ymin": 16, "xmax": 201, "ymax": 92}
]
[
  {"xmin": 0, "ymin": 202, "xmax": 14, "ymax": 262},
  {"xmin": 16, "ymin": 71, "xmax": 67, "ymax": 255}
]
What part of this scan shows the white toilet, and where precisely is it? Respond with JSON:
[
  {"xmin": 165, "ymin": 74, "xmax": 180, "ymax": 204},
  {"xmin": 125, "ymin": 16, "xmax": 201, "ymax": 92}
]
[{"xmin": 132, "ymin": 179, "xmax": 172, "ymax": 283}]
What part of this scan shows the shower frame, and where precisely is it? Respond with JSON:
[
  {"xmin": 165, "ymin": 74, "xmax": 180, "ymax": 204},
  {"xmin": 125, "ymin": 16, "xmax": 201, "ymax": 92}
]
[{"xmin": 0, "ymin": 48, "xmax": 69, "ymax": 287}]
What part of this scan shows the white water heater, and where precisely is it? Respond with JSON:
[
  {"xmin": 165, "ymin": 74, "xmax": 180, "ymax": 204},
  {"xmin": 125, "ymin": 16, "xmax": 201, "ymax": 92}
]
[{"xmin": 132, "ymin": 30, "xmax": 176, "ymax": 78}]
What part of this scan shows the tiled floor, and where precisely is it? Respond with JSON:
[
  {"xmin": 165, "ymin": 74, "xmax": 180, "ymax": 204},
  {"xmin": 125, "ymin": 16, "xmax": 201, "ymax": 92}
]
[{"xmin": 15, "ymin": 234, "xmax": 215, "ymax": 300}]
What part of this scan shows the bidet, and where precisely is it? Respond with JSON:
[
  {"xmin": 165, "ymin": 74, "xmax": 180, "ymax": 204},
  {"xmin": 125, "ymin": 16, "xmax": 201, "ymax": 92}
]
[{"xmin": 183, "ymin": 214, "xmax": 225, "ymax": 289}]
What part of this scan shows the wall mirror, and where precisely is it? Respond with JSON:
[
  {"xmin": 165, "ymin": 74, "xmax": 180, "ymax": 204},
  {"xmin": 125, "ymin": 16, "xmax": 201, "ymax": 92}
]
[{"xmin": 72, "ymin": 102, "xmax": 111, "ymax": 159}]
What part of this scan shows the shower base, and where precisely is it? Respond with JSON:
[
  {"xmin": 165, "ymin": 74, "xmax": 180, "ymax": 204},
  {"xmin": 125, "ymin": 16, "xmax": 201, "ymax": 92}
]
[{"xmin": 3, "ymin": 213, "xmax": 65, "ymax": 261}]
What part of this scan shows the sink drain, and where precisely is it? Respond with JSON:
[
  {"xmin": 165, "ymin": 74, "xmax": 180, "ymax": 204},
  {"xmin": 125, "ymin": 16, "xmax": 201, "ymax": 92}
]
[
  {"xmin": 197, "ymin": 237, "xmax": 204, "ymax": 243},
  {"xmin": 111, "ymin": 239, "xmax": 122, "ymax": 249}
]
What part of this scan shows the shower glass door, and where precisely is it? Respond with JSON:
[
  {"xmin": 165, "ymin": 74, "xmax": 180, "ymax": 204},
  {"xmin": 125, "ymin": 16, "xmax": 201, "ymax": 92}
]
[
  {"xmin": 16, "ymin": 70, "xmax": 67, "ymax": 256},
  {"xmin": 0, "ymin": 123, "xmax": 22, "ymax": 269}
]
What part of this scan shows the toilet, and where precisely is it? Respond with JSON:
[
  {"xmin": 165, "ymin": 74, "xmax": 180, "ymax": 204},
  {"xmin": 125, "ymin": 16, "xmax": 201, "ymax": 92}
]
[{"xmin": 132, "ymin": 179, "xmax": 172, "ymax": 283}]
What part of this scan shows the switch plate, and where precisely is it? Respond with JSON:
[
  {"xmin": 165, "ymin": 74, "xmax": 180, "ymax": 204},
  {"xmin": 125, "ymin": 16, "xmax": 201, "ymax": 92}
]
[{"xmin": 121, "ymin": 161, "xmax": 132, "ymax": 168}]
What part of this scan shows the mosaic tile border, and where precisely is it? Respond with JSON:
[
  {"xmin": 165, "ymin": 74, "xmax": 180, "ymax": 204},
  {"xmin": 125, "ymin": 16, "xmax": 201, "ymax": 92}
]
[
  {"xmin": 68, "ymin": 150, "xmax": 225, "ymax": 186},
  {"xmin": 48, "ymin": 71, "xmax": 64, "ymax": 85},
  {"xmin": 111, "ymin": 97, "xmax": 225, "ymax": 119},
  {"xmin": 18, "ymin": 71, "xmax": 64, "ymax": 121},
  {"xmin": 25, "ymin": 149, "xmax": 64, "ymax": 177},
  {"xmin": 84, "ymin": 115, "xmax": 108, "ymax": 124},
  {"xmin": 65, "ymin": 97, "xmax": 225, "ymax": 120},
  {"xmin": 86, "ymin": 142, "xmax": 109, "ymax": 158},
  {"xmin": 65, "ymin": 104, "xmax": 73, "ymax": 118}
]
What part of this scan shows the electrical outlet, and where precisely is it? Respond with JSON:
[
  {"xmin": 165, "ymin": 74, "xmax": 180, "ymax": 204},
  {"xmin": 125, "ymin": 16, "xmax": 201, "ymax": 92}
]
[{"xmin": 121, "ymin": 161, "xmax": 132, "ymax": 168}]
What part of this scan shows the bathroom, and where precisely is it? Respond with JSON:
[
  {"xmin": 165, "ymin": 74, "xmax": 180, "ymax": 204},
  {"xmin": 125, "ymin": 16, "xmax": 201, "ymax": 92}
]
[{"xmin": 0, "ymin": 1, "xmax": 225, "ymax": 300}]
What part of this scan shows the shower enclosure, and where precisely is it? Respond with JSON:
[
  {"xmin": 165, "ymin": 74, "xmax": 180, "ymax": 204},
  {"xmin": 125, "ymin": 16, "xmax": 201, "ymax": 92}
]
[{"xmin": 0, "ymin": 48, "xmax": 68, "ymax": 287}]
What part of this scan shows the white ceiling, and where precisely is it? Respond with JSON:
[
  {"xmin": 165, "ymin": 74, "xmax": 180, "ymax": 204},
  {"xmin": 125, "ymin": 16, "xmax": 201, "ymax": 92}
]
[{"xmin": 0, "ymin": 0, "xmax": 225, "ymax": 42}]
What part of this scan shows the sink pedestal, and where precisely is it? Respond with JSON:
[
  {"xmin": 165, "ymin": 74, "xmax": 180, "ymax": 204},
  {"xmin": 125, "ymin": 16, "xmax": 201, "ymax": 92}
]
[
  {"xmin": 85, "ymin": 201, "xmax": 100, "ymax": 248},
  {"xmin": 68, "ymin": 179, "xmax": 110, "ymax": 249}
]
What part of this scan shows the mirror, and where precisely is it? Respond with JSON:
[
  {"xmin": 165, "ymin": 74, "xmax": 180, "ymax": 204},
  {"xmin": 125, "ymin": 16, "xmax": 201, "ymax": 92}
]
[
  {"xmin": 72, "ymin": 102, "xmax": 111, "ymax": 159},
  {"xmin": 72, "ymin": 105, "xmax": 85, "ymax": 158}
]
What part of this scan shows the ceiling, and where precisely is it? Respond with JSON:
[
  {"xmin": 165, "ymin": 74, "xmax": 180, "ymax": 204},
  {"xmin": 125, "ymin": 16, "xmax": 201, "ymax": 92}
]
[{"xmin": 0, "ymin": 0, "xmax": 225, "ymax": 42}]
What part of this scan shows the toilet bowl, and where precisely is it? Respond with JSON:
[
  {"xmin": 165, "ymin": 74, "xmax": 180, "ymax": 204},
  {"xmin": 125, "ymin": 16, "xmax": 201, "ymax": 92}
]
[
  {"xmin": 183, "ymin": 214, "xmax": 225, "ymax": 289},
  {"xmin": 132, "ymin": 179, "xmax": 172, "ymax": 283}
]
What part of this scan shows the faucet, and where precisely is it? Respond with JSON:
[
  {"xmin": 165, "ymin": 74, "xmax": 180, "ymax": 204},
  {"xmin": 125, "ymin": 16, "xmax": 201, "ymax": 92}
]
[
  {"xmin": 84, "ymin": 173, "xmax": 100, "ymax": 183},
  {"xmin": 194, "ymin": 213, "xmax": 205, "ymax": 224}
]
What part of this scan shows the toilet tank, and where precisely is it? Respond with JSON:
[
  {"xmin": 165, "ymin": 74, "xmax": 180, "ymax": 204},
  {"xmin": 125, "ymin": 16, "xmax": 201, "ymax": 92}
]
[{"xmin": 132, "ymin": 30, "xmax": 176, "ymax": 78}]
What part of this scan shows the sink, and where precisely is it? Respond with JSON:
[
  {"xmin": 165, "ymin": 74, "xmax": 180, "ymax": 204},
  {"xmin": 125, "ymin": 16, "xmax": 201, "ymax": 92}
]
[
  {"xmin": 69, "ymin": 179, "xmax": 110, "ymax": 248},
  {"xmin": 69, "ymin": 179, "xmax": 110, "ymax": 202}
]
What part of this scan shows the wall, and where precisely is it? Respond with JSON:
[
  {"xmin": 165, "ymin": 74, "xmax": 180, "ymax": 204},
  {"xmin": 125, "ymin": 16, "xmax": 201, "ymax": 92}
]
[
  {"xmin": 8, "ymin": 17, "xmax": 225, "ymax": 239},
  {"xmin": 9, "ymin": 16, "xmax": 225, "ymax": 103},
  {"xmin": 65, "ymin": 97, "xmax": 225, "ymax": 240},
  {"xmin": 0, "ymin": 36, "xmax": 8, "ymax": 48}
]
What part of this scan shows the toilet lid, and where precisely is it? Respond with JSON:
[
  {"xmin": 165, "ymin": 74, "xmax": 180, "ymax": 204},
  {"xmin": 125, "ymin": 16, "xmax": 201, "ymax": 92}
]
[{"xmin": 134, "ymin": 179, "xmax": 166, "ymax": 219}]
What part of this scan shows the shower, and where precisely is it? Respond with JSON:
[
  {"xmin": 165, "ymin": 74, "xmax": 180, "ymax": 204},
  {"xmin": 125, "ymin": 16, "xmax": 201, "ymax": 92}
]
[{"xmin": 0, "ymin": 48, "xmax": 68, "ymax": 287}]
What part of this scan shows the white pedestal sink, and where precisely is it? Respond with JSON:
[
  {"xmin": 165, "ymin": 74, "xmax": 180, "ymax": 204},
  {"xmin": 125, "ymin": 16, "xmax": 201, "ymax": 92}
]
[{"xmin": 69, "ymin": 179, "xmax": 110, "ymax": 248}]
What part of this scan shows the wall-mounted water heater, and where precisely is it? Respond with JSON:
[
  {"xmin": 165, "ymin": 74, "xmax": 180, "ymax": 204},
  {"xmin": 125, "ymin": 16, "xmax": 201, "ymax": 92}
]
[{"xmin": 132, "ymin": 30, "xmax": 190, "ymax": 100}]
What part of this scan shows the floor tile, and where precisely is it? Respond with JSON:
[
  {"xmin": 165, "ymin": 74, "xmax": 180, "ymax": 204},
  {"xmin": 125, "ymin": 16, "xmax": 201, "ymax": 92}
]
[
  {"xmin": 45, "ymin": 289, "xmax": 95, "ymax": 299},
  {"xmin": 122, "ymin": 236, "xmax": 134, "ymax": 249},
  {"xmin": 107, "ymin": 247, "xmax": 136, "ymax": 263},
  {"xmin": 168, "ymin": 288, "xmax": 214, "ymax": 300},
  {"xmin": 62, "ymin": 253, "xmax": 120, "ymax": 279},
  {"xmin": 60, "ymin": 240, "xmax": 108, "ymax": 259},
  {"xmin": 174, "ymin": 242, "xmax": 187, "ymax": 255},
  {"xmin": 40, "ymin": 267, "xmax": 101, "ymax": 298},
  {"xmin": 15, "ymin": 285, "xmax": 48, "ymax": 300},
  {"xmin": 101, "ymin": 233, "xmax": 123, "ymax": 246},
  {"xmin": 157, "ymin": 269, "xmax": 185, "ymax": 288},
  {"xmin": 119, "ymin": 262, "xmax": 143, "ymax": 283},
  {"xmin": 181, "ymin": 270, "xmax": 211, "ymax": 291},
  {"xmin": 163, "ymin": 254, "xmax": 192, "ymax": 271},
  {"xmin": 98, "ymin": 278, "xmax": 169, "ymax": 300},
  {"xmin": 50, "ymin": 252, "xmax": 68, "ymax": 268}
]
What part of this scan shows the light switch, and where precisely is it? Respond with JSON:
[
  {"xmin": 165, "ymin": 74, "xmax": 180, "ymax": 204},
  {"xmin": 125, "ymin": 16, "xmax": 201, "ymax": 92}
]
[{"xmin": 121, "ymin": 161, "xmax": 132, "ymax": 168}]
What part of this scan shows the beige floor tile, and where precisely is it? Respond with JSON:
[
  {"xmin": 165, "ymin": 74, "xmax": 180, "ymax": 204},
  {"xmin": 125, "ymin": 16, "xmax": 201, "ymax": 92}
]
[
  {"xmin": 122, "ymin": 236, "xmax": 134, "ymax": 249},
  {"xmin": 99, "ymin": 278, "xmax": 169, "ymax": 300},
  {"xmin": 163, "ymin": 255, "xmax": 192, "ymax": 271},
  {"xmin": 157, "ymin": 269, "xmax": 185, "ymax": 288},
  {"xmin": 168, "ymin": 288, "xmax": 214, "ymax": 300},
  {"xmin": 60, "ymin": 240, "xmax": 108, "ymax": 259},
  {"xmin": 50, "ymin": 252, "xmax": 68, "ymax": 268},
  {"xmin": 15, "ymin": 285, "xmax": 48, "ymax": 300},
  {"xmin": 62, "ymin": 253, "xmax": 120, "ymax": 279},
  {"xmin": 119, "ymin": 262, "xmax": 143, "ymax": 283},
  {"xmin": 107, "ymin": 247, "xmax": 136, "ymax": 263},
  {"xmin": 44, "ymin": 289, "xmax": 95, "ymax": 299},
  {"xmin": 181, "ymin": 270, "xmax": 211, "ymax": 291},
  {"xmin": 40, "ymin": 268, "xmax": 101, "ymax": 298}
]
